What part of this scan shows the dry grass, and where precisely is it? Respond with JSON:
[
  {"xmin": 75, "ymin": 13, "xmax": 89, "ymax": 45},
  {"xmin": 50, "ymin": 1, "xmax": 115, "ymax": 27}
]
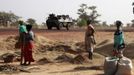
[{"xmin": 0, "ymin": 31, "xmax": 133, "ymax": 75}]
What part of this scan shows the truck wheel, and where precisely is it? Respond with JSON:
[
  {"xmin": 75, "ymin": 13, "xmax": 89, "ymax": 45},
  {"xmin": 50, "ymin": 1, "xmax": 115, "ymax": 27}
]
[
  {"xmin": 66, "ymin": 26, "xmax": 69, "ymax": 30},
  {"xmin": 47, "ymin": 26, "xmax": 52, "ymax": 30},
  {"xmin": 57, "ymin": 26, "xmax": 60, "ymax": 30}
]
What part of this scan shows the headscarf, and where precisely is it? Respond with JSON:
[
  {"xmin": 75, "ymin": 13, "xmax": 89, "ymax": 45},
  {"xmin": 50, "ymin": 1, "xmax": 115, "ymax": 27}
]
[{"xmin": 88, "ymin": 24, "xmax": 95, "ymax": 32}]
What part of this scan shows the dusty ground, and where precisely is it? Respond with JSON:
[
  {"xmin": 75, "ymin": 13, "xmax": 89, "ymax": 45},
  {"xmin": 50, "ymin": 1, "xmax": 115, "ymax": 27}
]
[{"xmin": 0, "ymin": 29, "xmax": 134, "ymax": 75}]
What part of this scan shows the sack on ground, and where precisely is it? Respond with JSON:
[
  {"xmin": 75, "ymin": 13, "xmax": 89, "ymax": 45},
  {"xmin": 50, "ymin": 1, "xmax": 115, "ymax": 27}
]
[
  {"xmin": 104, "ymin": 57, "xmax": 118, "ymax": 75},
  {"xmin": 104, "ymin": 57, "xmax": 133, "ymax": 75},
  {"xmin": 115, "ymin": 57, "xmax": 133, "ymax": 75}
]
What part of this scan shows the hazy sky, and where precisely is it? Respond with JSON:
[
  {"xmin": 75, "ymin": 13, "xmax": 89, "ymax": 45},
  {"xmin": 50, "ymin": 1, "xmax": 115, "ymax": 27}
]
[{"xmin": 0, "ymin": 0, "xmax": 133, "ymax": 24}]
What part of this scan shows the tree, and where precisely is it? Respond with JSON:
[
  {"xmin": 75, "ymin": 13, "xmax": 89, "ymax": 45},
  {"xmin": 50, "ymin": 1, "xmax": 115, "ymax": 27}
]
[
  {"xmin": 102, "ymin": 21, "xmax": 108, "ymax": 27},
  {"xmin": 26, "ymin": 18, "xmax": 38, "ymax": 28},
  {"xmin": 77, "ymin": 19, "xmax": 87, "ymax": 27},
  {"xmin": 26, "ymin": 18, "xmax": 36, "ymax": 25},
  {"xmin": 126, "ymin": 23, "xmax": 131, "ymax": 27},
  {"xmin": 0, "ymin": 11, "xmax": 19, "ymax": 27},
  {"xmin": 88, "ymin": 6, "xmax": 101, "ymax": 24},
  {"xmin": 77, "ymin": 3, "xmax": 101, "ymax": 27},
  {"xmin": 77, "ymin": 4, "xmax": 89, "ymax": 20}
]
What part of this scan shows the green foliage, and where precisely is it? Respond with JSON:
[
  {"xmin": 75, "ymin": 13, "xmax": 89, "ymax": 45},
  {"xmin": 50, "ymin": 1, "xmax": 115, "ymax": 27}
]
[
  {"xmin": 77, "ymin": 19, "xmax": 87, "ymax": 27},
  {"xmin": 77, "ymin": 3, "xmax": 101, "ymax": 26},
  {"xmin": 77, "ymin": 3, "xmax": 89, "ymax": 21},
  {"xmin": 26, "ymin": 18, "xmax": 36, "ymax": 25},
  {"xmin": 26, "ymin": 18, "xmax": 39, "ymax": 28},
  {"xmin": 102, "ymin": 21, "xmax": 108, "ymax": 27},
  {"xmin": 126, "ymin": 23, "xmax": 131, "ymax": 27},
  {"xmin": 0, "ymin": 11, "xmax": 19, "ymax": 27}
]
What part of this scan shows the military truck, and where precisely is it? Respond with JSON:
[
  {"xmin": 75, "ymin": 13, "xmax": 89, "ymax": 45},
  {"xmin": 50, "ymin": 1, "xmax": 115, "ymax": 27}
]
[{"xmin": 46, "ymin": 14, "xmax": 73, "ymax": 30}]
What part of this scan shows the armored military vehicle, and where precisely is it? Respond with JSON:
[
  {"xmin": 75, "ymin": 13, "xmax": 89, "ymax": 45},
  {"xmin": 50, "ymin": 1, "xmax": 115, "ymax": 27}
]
[{"xmin": 46, "ymin": 14, "xmax": 73, "ymax": 30}]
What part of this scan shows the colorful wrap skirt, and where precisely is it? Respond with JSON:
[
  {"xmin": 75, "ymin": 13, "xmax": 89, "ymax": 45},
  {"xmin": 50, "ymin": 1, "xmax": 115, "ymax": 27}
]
[{"xmin": 21, "ymin": 41, "xmax": 34, "ymax": 62}]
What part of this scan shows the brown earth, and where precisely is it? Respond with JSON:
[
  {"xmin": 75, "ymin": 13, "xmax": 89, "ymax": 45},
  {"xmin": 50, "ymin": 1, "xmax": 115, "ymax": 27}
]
[{"xmin": 0, "ymin": 29, "xmax": 134, "ymax": 75}]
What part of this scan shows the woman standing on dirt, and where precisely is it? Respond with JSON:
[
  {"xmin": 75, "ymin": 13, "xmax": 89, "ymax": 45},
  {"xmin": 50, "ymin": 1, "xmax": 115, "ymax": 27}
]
[
  {"xmin": 23, "ymin": 24, "xmax": 35, "ymax": 65},
  {"xmin": 85, "ymin": 20, "xmax": 96, "ymax": 60},
  {"xmin": 113, "ymin": 20, "xmax": 125, "ymax": 58},
  {"xmin": 18, "ymin": 20, "xmax": 27, "ymax": 65}
]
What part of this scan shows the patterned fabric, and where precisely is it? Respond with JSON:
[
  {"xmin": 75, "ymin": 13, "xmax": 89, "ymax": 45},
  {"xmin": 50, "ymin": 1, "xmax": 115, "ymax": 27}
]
[
  {"xmin": 20, "ymin": 31, "xmax": 34, "ymax": 62},
  {"xmin": 19, "ymin": 25, "xmax": 27, "ymax": 33},
  {"xmin": 114, "ymin": 31, "xmax": 124, "ymax": 50},
  {"xmin": 29, "ymin": 31, "xmax": 34, "ymax": 40},
  {"xmin": 18, "ymin": 25, "xmax": 27, "ymax": 44},
  {"xmin": 85, "ymin": 36, "xmax": 94, "ymax": 51},
  {"xmin": 25, "ymin": 31, "xmax": 34, "ymax": 42},
  {"xmin": 85, "ymin": 25, "xmax": 95, "ymax": 52},
  {"xmin": 23, "ymin": 41, "xmax": 34, "ymax": 62},
  {"xmin": 19, "ymin": 33, "xmax": 26, "ymax": 43}
]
